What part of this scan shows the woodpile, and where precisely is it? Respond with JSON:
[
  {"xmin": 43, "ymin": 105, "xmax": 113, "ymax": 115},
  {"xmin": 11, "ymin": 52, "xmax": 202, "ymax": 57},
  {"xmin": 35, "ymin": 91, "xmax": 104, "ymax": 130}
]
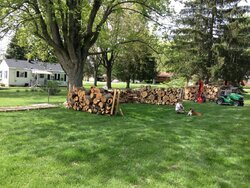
[
  {"xmin": 119, "ymin": 89, "xmax": 140, "ymax": 103},
  {"xmin": 138, "ymin": 86, "xmax": 183, "ymax": 105},
  {"xmin": 67, "ymin": 86, "xmax": 121, "ymax": 115},
  {"xmin": 66, "ymin": 84, "xmax": 221, "ymax": 116},
  {"xmin": 120, "ymin": 85, "xmax": 183, "ymax": 105},
  {"xmin": 184, "ymin": 85, "xmax": 220, "ymax": 101},
  {"xmin": 203, "ymin": 85, "xmax": 220, "ymax": 101},
  {"xmin": 184, "ymin": 86, "xmax": 198, "ymax": 101}
]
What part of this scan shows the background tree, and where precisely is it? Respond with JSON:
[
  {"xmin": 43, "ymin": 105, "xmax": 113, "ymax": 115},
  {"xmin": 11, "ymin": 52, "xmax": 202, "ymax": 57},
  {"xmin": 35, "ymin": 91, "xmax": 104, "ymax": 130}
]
[
  {"xmin": 213, "ymin": 15, "xmax": 250, "ymax": 85},
  {"xmin": 91, "ymin": 7, "xmax": 160, "ymax": 89},
  {"xmin": 87, "ymin": 54, "xmax": 103, "ymax": 86},
  {"xmin": 5, "ymin": 34, "xmax": 26, "ymax": 60},
  {"xmin": 6, "ymin": 30, "xmax": 58, "ymax": 62},
  {"xmin": 170, "ymin": 0, "xmax": 249, "ymax": 84},
  {"xmin": 114, "ymin": 42, "xmax": 157, "ymax": 88}
]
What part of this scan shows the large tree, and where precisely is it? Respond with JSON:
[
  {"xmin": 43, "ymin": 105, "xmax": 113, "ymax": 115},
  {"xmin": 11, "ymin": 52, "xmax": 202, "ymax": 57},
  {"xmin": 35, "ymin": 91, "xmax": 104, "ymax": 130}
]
[
  {"xmin": 114, "ymin": 42, "xmax": 157, "ymax": 88},
  {"xmin": 0, "ymin": 0, "xmax": 168, "ymax": 89},
  {"xmin": 6, "ymin": 34, "xmax": 27, "ymax": 60},
  {"xmin": 171, "ymin": 0, "xmax": 249, "ymax": 83},
  {"xmin": 214, "ymin": 16, "xmax": 250, "ymax": 84}
]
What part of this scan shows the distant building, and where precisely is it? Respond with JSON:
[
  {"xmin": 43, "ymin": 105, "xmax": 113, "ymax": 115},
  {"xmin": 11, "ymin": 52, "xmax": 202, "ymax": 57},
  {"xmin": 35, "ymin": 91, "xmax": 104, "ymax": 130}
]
[
  {"xmin": 0, "ymin": 59, "xmax": 68, "ymax": 87},
  {"xmin": 155, "ymin": 72, "xmax": 173, "ymax": 83}
]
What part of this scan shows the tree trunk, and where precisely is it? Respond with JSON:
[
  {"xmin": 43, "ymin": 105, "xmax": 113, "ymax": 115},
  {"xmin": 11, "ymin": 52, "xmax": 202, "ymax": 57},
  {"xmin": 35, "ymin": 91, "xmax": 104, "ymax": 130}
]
[
  {"xmin": 185, "ymin": 76, "xmax": 190, "ymax": 87},
  {"xmin": 56, "ymin": 52, "xmax": 85, "ymax": 90},
  {"xmin": 94, "ymin": 67, "xmax": 98, "ymax": 86},
  {"xmin": 68, "ymin": 65, "xmax": 84, "ymax": 90},
  {"xmin": 106, "ymin": 62, "xmax": 112, "ymax": 89},
  {"xmin": 126, "ymin": 78, "xmax": 130, "ymax": 89}
]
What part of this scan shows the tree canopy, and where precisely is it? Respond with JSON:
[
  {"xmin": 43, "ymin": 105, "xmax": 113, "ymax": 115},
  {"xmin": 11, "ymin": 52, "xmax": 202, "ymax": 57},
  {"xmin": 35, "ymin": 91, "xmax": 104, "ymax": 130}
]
[
  {"xmin": 0, "ymin": 0, "xmax": 168, "ymax": 88},
  {"xmin": 168, "ymin": 0, "xmax": 250, "ymax": 84}
]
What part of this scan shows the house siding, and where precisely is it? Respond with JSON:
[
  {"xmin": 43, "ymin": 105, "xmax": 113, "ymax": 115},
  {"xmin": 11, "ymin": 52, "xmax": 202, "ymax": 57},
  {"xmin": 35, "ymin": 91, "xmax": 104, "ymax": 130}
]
[
  {"xmin": 9, "ymin": 68, "xmax": 31, "ymax": 86},
  {"xmin": 0, "ymin": 59, "xmax": 68, "ymax": 87},
  {"xmin": 0, "ymin": 61, "xmax": 9, "ymax": 86}
]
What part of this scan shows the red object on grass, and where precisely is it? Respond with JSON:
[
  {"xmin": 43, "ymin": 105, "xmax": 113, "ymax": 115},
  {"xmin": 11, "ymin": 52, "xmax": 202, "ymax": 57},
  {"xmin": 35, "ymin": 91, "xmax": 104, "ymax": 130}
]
[
  {"xmin": 197, "ymin": 96, "xmax": 203, "ymax": 103},
  {"xmin": 197, "ymin": 80, "xmax": 204, "ymax": 103}
]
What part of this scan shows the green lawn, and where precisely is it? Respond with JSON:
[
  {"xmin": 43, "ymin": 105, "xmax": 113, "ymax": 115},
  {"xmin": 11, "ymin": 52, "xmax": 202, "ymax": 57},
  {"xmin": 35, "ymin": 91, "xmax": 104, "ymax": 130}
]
[
  {"xmin": 0, "ymin": 88, "xmax": 249, "ymax": 187},
  {"xmin": 0, "ymin": 87, "xmax": 67, "ymax": 106}
]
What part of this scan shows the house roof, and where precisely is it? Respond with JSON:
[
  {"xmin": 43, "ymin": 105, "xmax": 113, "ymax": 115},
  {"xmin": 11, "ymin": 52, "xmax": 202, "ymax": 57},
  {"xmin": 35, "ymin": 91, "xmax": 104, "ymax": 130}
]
[{"xmin": 4, "ymin": 59, "xmax": 64, "ymax": 72}]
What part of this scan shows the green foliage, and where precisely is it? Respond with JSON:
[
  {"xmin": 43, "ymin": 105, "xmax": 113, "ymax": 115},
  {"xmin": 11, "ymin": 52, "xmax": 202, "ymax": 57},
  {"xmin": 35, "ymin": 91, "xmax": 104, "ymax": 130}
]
[
  {"xmin": 5, "ymin": 35, "xmax": 27, "ymax": 60},
  {"xmin": 170, "ymin": 0, "xmax": 250, "ymax": 83},
  {"xmin": 213, "ymin": 17, "xmax": 250, "ymax": 84},
  {"xmin": 93, "ymin": 7, "xmax": 160, "ymax": 88},
  {"xmin": 0, "ymin": 0, "xmax": 169, "ymax": 88},
  {"xmin": 16, "ymin": 29, "xmax": 58, "ymax": 62},
  {"xmin": 43, "ymin": 81, "xmax": 61, "ymax": 95},
  {"xmin": 162, "ymin": 77, "xmax": 186, "ymax": 88}
]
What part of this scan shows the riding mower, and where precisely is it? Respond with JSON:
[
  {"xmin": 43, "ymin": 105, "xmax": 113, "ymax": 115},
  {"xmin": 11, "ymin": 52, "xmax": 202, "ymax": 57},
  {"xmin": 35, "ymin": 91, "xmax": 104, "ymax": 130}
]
[{"xmin": 216, "ymin": 90, "xmax": 244, "ymax": 106}]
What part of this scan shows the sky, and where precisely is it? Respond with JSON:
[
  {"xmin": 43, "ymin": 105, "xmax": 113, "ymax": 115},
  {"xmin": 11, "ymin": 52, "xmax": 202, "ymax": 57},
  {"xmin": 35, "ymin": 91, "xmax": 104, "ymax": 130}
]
[{"xmin": 0, "ymin": 0, "xmax": 249, "ymax": 58}]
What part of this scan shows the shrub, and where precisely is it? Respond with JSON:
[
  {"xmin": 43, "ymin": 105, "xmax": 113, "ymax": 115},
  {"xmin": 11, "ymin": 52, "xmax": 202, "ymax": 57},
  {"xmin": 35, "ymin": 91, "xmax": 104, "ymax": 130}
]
[
  {"xmin": 43, "ymin": 81, "xmax": 61, "ymax": 95},
  {"xmin": 16, "ymin": 89, "xmax": 20, "ymax": 92},
  {"xmin": 30, "ymin": 87, "xmax": 39, "ymax": 92}
]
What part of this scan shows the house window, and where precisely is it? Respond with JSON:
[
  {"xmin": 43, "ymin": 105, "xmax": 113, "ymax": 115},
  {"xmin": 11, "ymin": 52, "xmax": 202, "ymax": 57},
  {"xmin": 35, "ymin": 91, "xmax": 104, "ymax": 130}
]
[
  {"xmin": 4, "ymin": 71, "xmax": 8, "ymax": 79},
  {"xmin": 20, "ymin": 72, "xmax": 25, "ymax": 77},
  {"xmin": 57, "ymin": 74, "xmax": 60, "ymax": 80},
  {"xmin": 64, "ymin": 74, "xmax": 67, "ymax": 81},
  {"xmin": 17, "ymin": 71, "xmax": 27, "ymax": 78},
  {"xmin": 39, "ymin": 74, "xmax": 44, "ymax": 78},
  {"xmin": 54, "ymin": 74, "xmax": 57, "ymax": 80},
  {"xmin": 47, "ymin": 75, "xmax": 51, "ymax": 80},
  {"xmin": 0, "ymin": 71, "xmax": 2, "ymax": 80}
]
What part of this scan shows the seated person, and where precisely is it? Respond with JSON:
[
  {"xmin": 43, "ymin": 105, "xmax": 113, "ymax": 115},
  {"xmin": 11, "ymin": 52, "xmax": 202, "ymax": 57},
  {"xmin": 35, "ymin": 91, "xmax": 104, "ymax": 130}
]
[{"xmin": 175, "ymin": 99, "xmax": 185, "ymax": 114}]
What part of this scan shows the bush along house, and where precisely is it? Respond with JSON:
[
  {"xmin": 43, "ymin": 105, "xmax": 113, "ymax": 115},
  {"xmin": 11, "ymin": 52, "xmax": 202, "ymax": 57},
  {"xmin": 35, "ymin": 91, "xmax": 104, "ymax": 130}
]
[{"xmin": 0, "ymin": 59, "xmax": 68, "ymax": 87}]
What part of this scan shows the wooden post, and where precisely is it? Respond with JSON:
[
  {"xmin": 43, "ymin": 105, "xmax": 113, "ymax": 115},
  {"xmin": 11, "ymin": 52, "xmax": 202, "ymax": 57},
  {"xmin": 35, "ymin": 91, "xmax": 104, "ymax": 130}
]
[
  {"xmin": 115, "ymin": 90, "xmax": 120, "ymax": 115},
  {"xmin": 48, "ymin": 88, "xmax": 50, "ymax": 103},
  {"xmin": 110, "ymin": 89, "xmax": 117, "ymax": 115},
  {"xmin": 115, "ymin": 90, "xmax": 124, "ymax": 116}
]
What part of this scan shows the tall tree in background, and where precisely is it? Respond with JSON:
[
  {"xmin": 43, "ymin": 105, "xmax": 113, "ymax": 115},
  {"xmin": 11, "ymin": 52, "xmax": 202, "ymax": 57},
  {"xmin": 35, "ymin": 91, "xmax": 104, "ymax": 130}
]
[
  {"xmin": 171, "ymin": 0, "xmax": 249, "ymax": 84},
  {"xmin": 114, "ymin": 42, "xmax": 157, "ymax": 88},
  {"xmin": 213, "ymin": 15, "xmax": 250, "ymax": 84},
  {"xmin": 91, "ymin": 5, "xmax": 159, "ymax": 89},
  {"xmin": 6, "ymin": 29, "xmax": 58, "ymax": 62},
  {"xmin": 6, "ymin": 35, "xmax": 26, "ymax": 60},
  {"xmin": 0, "ymin": 0, "xmax": 168, "ymax": 89}
]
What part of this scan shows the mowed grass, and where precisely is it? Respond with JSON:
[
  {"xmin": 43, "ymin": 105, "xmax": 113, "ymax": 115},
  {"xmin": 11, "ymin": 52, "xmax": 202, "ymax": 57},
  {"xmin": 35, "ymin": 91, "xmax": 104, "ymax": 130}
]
[
  {"xmin": 0, "ymin": 89, "xmax": 249, "ymax": 187},
  {"xmin": 0, "ymin": 87, "xmax": 68, "ymax": 106}
]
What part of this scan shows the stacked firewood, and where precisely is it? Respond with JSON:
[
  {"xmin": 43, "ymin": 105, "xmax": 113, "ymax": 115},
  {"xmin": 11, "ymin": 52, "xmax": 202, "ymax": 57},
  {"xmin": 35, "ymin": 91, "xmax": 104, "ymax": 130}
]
[
  {"xmin": 184, "ymin": 86, "xmax": 198, "ymax": 101},
  {"xmin": 119, "ymin": 86, "xmax": 183, "ymax": 105},
  {"xmin": 119, "ymin": 89, "xmax": 140, "ymax": 103},
  {"xmin": 203, "ymin": 85, "xmax": 220, "ymax": 101},
  {"xmin": 184, "ymin": 85, "xmax": 220, "ymax": 101},
  {"xmin": 67, "ymin": 87, "xmax": 120, "ymax": 115},
  {"xmin": 138, "ymin": 86, "xmax": 183, "ymax": 105}
]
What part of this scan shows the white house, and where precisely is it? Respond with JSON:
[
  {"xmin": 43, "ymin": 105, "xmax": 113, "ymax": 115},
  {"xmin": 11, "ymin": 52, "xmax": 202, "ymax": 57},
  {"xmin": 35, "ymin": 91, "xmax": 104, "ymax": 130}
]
[{"xmin": 0, "ymin": 59, "xmax": 68, "ymax": 87}]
